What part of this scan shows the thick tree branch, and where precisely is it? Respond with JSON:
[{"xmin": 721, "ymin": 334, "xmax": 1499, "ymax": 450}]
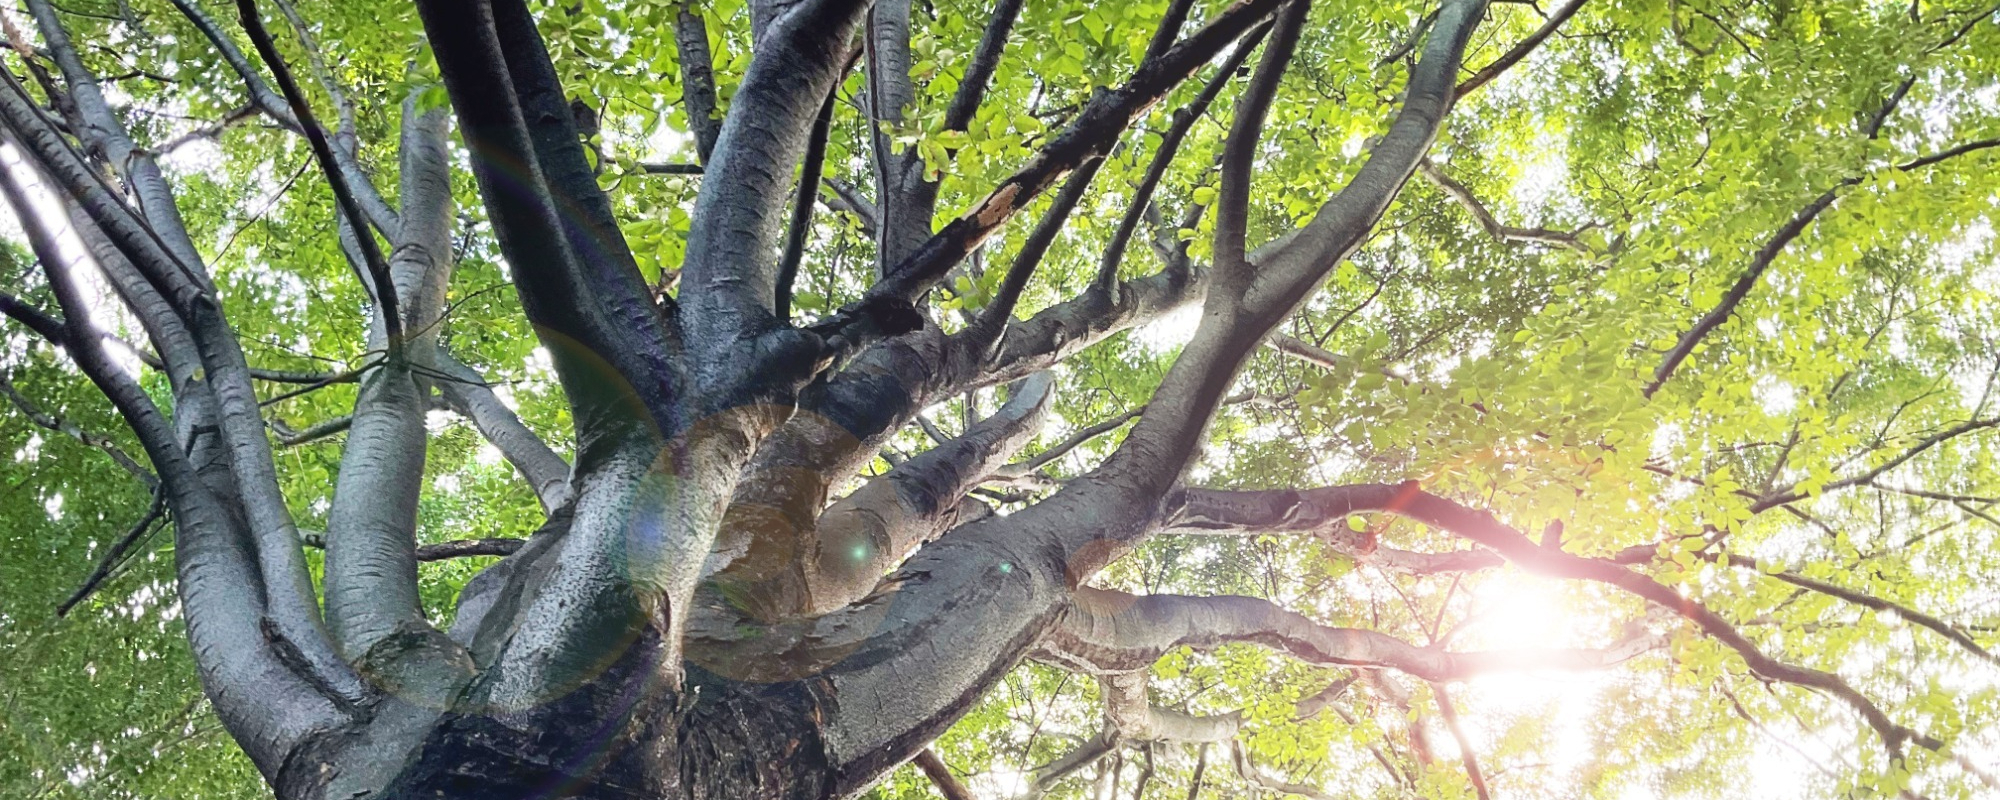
[
  {"xmin": 711, "ymin": 372, "xmax": 1052, "ymax": 618},
  {"xmin": 1213, "ymin": 0, "xmax": 1308, "ymax": 290},
  {"xmin": 680, "ymin": 0, "xmax": 864, "ymax": 347},
  {"xmin": 489, "ymin": 0, "xmax": 659, "ymax": 323},
  {"xmin": 1041, "ymin": 587, "xmax": 1662, "ymax": 681},
  {"xmin": 318, "ymin": 87, "xmax": 458, "ymax": 661},
  {"xmin": 0, "ymin": 155, "xmax": 350, "ymax": 770},
  {"xmin": 4, "ymin": 60, "xmax": 370, "ymax": 718},
  {"xmin": 727, "ymin": 265, "xmax": 1208, "ymax": 590},
  {"xmin": 417, "ymin": 0, "xmax": 679, "ymax": 452},
  {"xmin": 1099, "ymin": 670, "xmax": 1241, "ymax": 743},
  {"xmin": 864, "ymin": 0, "xmax": 927, "ymax": 271},
  {"xmin": 27, "ymin": 0, "xmax": 207, "ymax": 273}
]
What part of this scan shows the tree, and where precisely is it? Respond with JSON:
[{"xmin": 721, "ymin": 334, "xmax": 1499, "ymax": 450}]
[{"xmin": 1, "ymin": 0, "xmax": 1997, "ymax": 797}]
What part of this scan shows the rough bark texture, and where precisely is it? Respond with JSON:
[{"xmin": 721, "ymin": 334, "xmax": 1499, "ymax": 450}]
[{"xmin": 45, "ymin": 1, "xmax": 1966, "ymax": 797}]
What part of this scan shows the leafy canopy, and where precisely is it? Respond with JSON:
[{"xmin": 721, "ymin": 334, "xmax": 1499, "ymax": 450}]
[{"xmin": 2, "ymin": 0, "xmax": 1998, "ymax": 798}]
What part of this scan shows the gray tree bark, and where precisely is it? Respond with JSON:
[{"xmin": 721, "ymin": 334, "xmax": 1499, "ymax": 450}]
[{"xmin": 27, "ymin": 1, "xmax": 1961, "ymax": 798}]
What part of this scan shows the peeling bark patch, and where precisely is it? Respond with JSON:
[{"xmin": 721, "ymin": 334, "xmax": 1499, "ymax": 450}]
[{"xmin": 973, "ymin": 182, "xmax": 1021, "ymax": 229}]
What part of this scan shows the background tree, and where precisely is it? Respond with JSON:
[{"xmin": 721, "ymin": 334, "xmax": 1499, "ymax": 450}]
[{"xmin": 0, "ymin": 0, "xmax": 1997, "ymax": 798}]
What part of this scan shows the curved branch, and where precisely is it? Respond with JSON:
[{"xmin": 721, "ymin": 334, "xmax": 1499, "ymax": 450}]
[
  {"xmin": 1099, "ymin": 670, "xmax": 1240, "ymax": 743},
  {"xmin": 433, "ymin": 352, "xmax": 573, "ymax": 513},
  {"xmin": 1645, "ymin": 108, "xmax": 1998, "ymax": 397},
  {"xmin": 1703, "ymin": 552, "xmax": 1997, "ymax": 668},
  {"xmin": 56, "ymin": 486, "xmax": 167, "ymax": 616},
  {"xmin": 1417, "ymin": 158, "xmax": 1594, "ymax": 252},
  {"xmin": 301, "ymin": 531, "xmax": 525, "ymax": 562},
  {"xmin": 0, "ymin": 288, "xmax": 69, "ymax": 343},
  {"xmin": 1041, "ymin": 587, "xmax": 1662, "ymax": 681},
  {"xmin": 1028, "ymin": 725, "xmax": 1120, "ymax": 797},
  {"xmin": 1180, "ymin": 483, "xmax": 1949, "ymax": 757},
  {"xmin": 1753, "ymin": 416, "xmax": 2000, "ymax": 511},
  {"xmin": 999, "ymin": 405, "xmax": 1146, "ymax": 478},
  {"xmin": 712, "ymin": 372, "xmax": 1053, "ymax": 618}
]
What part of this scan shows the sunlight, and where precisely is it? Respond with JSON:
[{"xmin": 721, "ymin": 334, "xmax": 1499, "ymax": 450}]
[
  {"xmin": 1132, "ymin": 303, "xmax": 1202, "ymax": 356},
  {"xmin": 0, "ymin": 144, "xmax": 140, "ymax": 377},
  {"xmin": 1464, "ymin": 573, "xmax": 1575, "ymax": 658}
]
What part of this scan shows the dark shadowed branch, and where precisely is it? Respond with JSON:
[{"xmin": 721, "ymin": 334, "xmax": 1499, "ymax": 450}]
[
  {"xmin": 811, "ymin": 0, "xmax": 1290, "ymax": 353},
  {"xmin": 1093, "ymin": 21, "xmax": 1271, "ymax": 291},
  {"xmin": 1430, "ymin": 682, "xmax": 1492, "ymax": 800},
  {"xmin": 674, "ymin": 6, "xmax": 720, "ymax": 163},
  {"xmin": 236, "ymin": 0, "xmax": 403, "ymax": 355},
  {"xmin": 56, "ymin": 486, "xmax": 167, "ymax": 617}
]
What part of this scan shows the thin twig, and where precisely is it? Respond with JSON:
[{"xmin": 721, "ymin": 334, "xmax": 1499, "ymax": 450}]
[{"xmin": 57, "ymin": 487, "xmax": 168, "ymax": 616}]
